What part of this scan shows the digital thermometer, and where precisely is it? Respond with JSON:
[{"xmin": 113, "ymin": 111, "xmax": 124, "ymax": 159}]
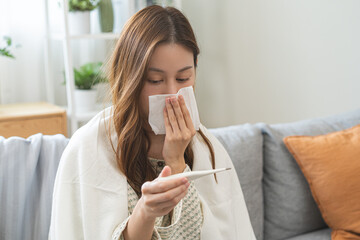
[{"xmin": 158, "ymin": 168, "xmax": 231, "ymax": 182}]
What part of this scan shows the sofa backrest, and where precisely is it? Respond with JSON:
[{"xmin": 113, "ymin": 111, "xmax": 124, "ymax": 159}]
[
  {"xmin": 0, "ymin": 134, "xmax": 69, "ymax": 240},
  {"xmin": 261, "ymin": 108, "xmax": 360, "ymax": 240},
  {"xmin": 210, "ymin": 123, "xmax": 265, "ymax": 240}
]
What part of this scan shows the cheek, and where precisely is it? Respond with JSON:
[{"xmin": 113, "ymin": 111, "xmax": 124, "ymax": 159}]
[
  {"xmin": 139, "ymin": 87, "xmax": 152, "ymax": 117},
  {"xmin": 140, "ymin": 97, "xmax": 147, "ymax": 114},
  {"xmin": 140, "ymin": 96, "xmax": 149, "ymax": 117},
  {"xmin": 145, "ymin": 97, "xmax": 150, "ymax": 115},
  {"xmin": 185, "ymin": 78, "xmax": 195, "ymax": 88}
]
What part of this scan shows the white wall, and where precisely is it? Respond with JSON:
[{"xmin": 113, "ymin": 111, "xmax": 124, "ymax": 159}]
[
  {"xmin": 183, "ymin": 0, "xmax": 360, "ymax": 127},
  {"xmin": 2, "ymin": 0, "xmax": 359, "ymax": 128}
]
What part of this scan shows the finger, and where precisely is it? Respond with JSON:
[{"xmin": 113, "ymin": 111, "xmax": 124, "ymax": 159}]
[
  {"xmin": 155, "ymin": 182, "xmax": 189, "ymax": 205},
  {"xmin": 153, "ymin": 189, "xmax": 188, "ymax": 213},
  {"xmin": 153, "ymin": 206, "xmax": 173, "ymax": 217},
  {"xmin": 159, "ymin": 166, "xmax": 171, "ymax": 178},
  {"xmin": 170, "ymin": 97, "xmax": 187, "ymax": 131},
  {"xmin": 143, "ymin": 176, "xmax": 188, "ymax": 194},
  {"xmin": 179, "ymin": 95, "xmax": 195, "ymax": 132},
  {"xmin": 145, "ymin": 182, "xmax": 189, "ymax": 211},
  {"xmin": 163, "ymin": 106, "xmax": 173, "ymax": 134},
  {"xmin": 158, "ymin": 189, "xmax": 188, "ymax": 211},
  {"xmin": 154, "ymin": 203, "xmax": 178, "ymax": 217},
  {"xmin": 166, "ymin": 97, "xmax": 180, "ymax": 133}
]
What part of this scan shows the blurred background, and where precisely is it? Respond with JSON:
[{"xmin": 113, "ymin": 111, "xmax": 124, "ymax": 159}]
[{"xmin": 0, "ymin": 0, "xmax": 359, "ymax": 133}]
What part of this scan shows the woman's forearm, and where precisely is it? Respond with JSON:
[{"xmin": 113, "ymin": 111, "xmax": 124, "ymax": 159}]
[
  {"xmin": 123, "ymin": 166, "xmax": 189, "ymax": 239},
  {"xmin": 165, "ymin": 157, "xmax": 186, "ymax": 174},
  {"xmin": 123, "ymin": 198, "xmax": 156, "ymax": 240}
]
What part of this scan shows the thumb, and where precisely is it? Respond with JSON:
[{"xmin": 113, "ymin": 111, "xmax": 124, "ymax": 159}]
[{"xmin": 159, "ymin": 166, "xmax": 171, "ymax": 178}]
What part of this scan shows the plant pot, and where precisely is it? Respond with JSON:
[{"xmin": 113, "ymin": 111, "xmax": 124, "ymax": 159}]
[
  {"xmin": 98, "ymin": 0, "xmax": 114, "ymax": 32},
  {"xmin": 74, "ymin": 89, "xmax": 97, "ymax": 112},
  {"xmin": 94, "ymin": 82, "xmax": 111, "ymax": 103},
  {"xmin": 68, "ymin": 11, "xmax": 91, "ymax": 35}
]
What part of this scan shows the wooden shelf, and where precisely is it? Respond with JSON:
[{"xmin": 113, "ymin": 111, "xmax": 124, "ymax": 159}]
[
  {"xmin": 50, "ymin": 32, "xmax": 120, "ymax": 40},
  {"xmin": 61, "ymin": 102, "xmax": 111, "ymax": 122},
  {"xmin": 0, "ymin": 102, "xmax": 67, "ymax": 138}
]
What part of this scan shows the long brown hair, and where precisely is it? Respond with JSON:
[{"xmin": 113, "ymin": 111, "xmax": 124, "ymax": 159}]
[{"xmin": 106, "ymin": 5, "xmax": 215, "ymax": 197}]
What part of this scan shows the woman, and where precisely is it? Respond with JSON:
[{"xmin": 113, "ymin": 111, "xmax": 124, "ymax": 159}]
[{"xmin": 49, "ymin": 5, "xmax": 256, "ymax": 240}]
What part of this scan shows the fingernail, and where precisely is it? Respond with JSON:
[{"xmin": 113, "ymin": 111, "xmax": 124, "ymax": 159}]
[{"xmin": 182, "ymin": 178, "xmax": 188, "ymax": 184}]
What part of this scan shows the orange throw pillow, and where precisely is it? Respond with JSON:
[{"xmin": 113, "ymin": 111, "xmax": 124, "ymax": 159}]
[{"xmin": 283, "ymin": 124, "xmax": 360, "ymax": 240}]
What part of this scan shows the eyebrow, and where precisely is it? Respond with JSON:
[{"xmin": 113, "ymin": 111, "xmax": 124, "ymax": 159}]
[{"xmin": 148, "ymin": 66, "xmax": 193, "ymax": 73}]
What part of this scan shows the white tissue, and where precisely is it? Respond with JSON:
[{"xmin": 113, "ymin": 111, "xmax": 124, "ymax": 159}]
[{"xmin": 148, "ymin": 86, "xmax": 200, "ymax": 135}]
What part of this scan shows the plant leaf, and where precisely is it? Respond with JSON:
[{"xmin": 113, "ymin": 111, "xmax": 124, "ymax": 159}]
[
  {"xmin": 72, "ymin": 61, "xmax": 107, "ymax": 89},
  {"xmin": 0, "ymin": 48, "xmax": 15, "ymax": 58},
  {"xmin": 3, "ymin": 36, "xmax": 11, "ymax": 46}
]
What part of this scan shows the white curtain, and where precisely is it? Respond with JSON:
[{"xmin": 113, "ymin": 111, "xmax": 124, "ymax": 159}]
[{"xmin": 0, "ymin": 0, "xmax": 47, "ymax": 104}]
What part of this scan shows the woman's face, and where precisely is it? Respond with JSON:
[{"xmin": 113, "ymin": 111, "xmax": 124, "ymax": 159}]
[{"xmin": 139, "ymin": 43, "xmax": 196, "ymax": 122}]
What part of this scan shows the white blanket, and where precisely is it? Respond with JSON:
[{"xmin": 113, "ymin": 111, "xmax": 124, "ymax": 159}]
[{"xmin": 49, "ymin": 107, "xmax": 256, "ymax": 240}]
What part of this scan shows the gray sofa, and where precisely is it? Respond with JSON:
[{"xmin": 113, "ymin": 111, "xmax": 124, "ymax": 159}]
[
  {"xmin": 211, "ymin": 107, "xmax": 360, "ymax": 240},
  {"xmin": 1, "ymin": 108, "xmax": 359, "ymax": 240}
]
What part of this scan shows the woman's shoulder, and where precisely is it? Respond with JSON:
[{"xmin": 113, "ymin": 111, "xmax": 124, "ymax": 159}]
[
  {"xmin": 194, "ymin": 123, "xmax": 230, "ymax": 159},
  {"xmin": 197, "ymin": 124, "xmax": 223, "ymax": 147},
  {"xmin": 67, "ymin": 106, "xmax": 115, "ymax": 149},
  {"xmin": 57, "ymin": 107, "xmax": 120, "ymax": 184},
  {"xmin": 72, "ymin": 106, "xmax": 113, "ymax": 139}
]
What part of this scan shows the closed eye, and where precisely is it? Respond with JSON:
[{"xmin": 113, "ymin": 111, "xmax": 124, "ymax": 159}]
[
  {"xmin": 148, "ymin": 79, "xmax": 163, "ymax": 84},
  {"xmin": 148, "ymin": 78, "xmax": 189, "ymax": 84},
  {"xmin": 177, "ymin": 78, "xmax": 189, "ymax": 82}
]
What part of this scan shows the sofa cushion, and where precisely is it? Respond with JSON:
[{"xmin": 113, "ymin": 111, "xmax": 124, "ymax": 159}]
[
  {"xmin": 210, "ymin": 123, "xmax": 264, "ymax": 240},
  {"xmin": 261, "ymin": 108, "xmax": 360, "ymax": 240},
  {"xmin": 285, "ymin": 228, "xmax": 331, "ymax": 240},
  {"xmin": 284, "ymin": 124, "xmax": 360, "ymax": 239}
]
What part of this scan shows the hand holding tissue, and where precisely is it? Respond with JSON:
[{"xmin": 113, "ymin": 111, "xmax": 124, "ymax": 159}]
[{"xmin": 148, "ymin": 86, "xmax": 200, "ymax": 135}]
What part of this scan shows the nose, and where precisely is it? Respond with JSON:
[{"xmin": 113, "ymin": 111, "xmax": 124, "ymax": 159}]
[{"xmin": 166, "ymin": 80, "xmax": 180, "ymax": 94}]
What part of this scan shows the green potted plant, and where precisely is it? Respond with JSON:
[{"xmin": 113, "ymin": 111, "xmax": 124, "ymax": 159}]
[
  {"xmin": 0, "ymin": 36, "xmax": 20, "ymax": 59},
  {"xmin": 67, "ymin": 0, "xmax": 100, "ymax": 34},
  {"xmin": 0, "ymin": 36, "xmax": 21, "ymax": 104},
  {"xmin": 65, "ymin": 61, "xmax": 107, "ymax": 112},
  {"xmin": 98, "ymin": 0, "xmax": 114, "ymax": 33}
]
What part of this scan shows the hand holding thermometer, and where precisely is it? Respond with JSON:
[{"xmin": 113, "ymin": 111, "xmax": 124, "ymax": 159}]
[{"xmin": 157, "ymin": 168, "xmax": 231, "ymax": 182}]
